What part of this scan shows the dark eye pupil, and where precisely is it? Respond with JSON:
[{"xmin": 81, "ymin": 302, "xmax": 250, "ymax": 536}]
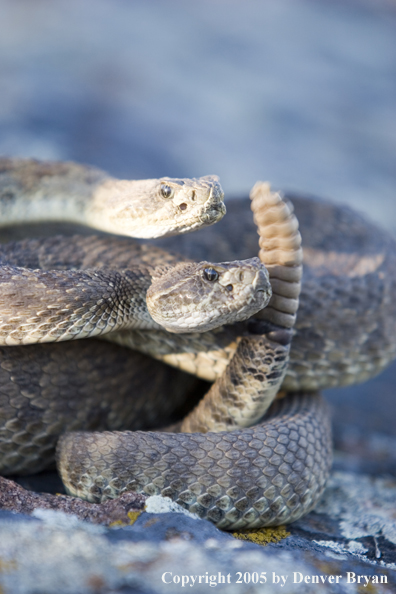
[
  {"xmin": 204, "ymin": 268, "xmax": 218, "ymax": 282},
  {"xmin": 161, "ymin": 184, "xmax": 173, "ymax": 199}
]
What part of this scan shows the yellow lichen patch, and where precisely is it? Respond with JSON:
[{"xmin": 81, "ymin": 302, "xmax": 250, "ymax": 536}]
[
  {"xmin": 109, "ymin": 511, "xmax": 141, "ymax": 528},
  {"xmin": 357, "ymin": 583, "xmax": 377, "ymax": 594},
  {"xmin": 313, "ymin": 561, "xmax": 341, "ymax": 575},
  {"xmin": 0, "ymin": 557, "xmax": 17, "ymax": 573},
  {"xmin": 109, "ymin": 520, "xmax": 127, "ymax": 528},
  {"xmin": 127, "ymin": 511, "xmax": 141, "ymax": 525},
  {"xmin": 232, "ymin": 526, "xmax": 290, "ymax": 546}
]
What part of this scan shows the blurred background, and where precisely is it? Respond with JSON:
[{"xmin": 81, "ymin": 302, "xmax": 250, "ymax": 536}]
[
  {"xmin": 1, "ymin": 0, "xmax": 395, "ymax": 230},
  {"xmin": 1, "ymin": 0, "xmax": 396, "ymax": 479}
]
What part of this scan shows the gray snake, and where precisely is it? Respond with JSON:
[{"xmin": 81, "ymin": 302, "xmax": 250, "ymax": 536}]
[{"xmin": 1, "ymin": 159, "xmax": 395, "ymax": 530}]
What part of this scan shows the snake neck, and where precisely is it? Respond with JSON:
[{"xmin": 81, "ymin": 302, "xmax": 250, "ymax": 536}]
[
  {"xmin": 0, "ymin": 160, "xmax": 167, "ymax": 235},
  {"xmin": 0, "ymin": 266, "xmax": 162, "ymax": 346},
  {"xmin": 0, "ymin": 158, "xmax": 107, "ymax": 228},
  {"xmin": 0, "ymin": 159, "xmax": 155, "ymax": 234}
]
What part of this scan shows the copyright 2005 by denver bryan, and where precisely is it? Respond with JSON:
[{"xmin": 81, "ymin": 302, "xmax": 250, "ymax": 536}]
[{"xmin": 161, "ymin": 570, "xmax": 388, "ymax": 588}]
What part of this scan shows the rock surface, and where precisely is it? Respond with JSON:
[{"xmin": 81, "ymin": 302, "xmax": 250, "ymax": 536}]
[{"xmin": 0, "ymin": 472, "xmax": 395, "ymax": 594}]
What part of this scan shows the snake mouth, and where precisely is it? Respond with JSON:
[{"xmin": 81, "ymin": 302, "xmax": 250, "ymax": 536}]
[
  {"xmin": 253, "ymin": 268, "xmax": 272, "ymax": 293},
  {"xmin": 211, "ymin": 203, "xmax": 227, "ymax": 219},
  {"xmin": 200, "ymin": 183, "xmax": 226, "ymax": 225},
  {"xmin": 201, "ymin": 203, "xmax": 226, "ymax": 225},
  {"xmin": 252, "ymin": 270, "xmax": 272, "ymax": 310}
]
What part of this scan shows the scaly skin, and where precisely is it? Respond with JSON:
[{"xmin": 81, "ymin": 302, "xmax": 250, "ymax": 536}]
[
  {"xmin": 114, "ymin": 193, "xmax": 396, "ymax": 390},
  {"xmin": 57, "ymin": 185, "xmax": 333, "ymax": 529},
  {"xmin": 58, "ymin": 392, "xmax": 331, "ymax": 531},
  {"xmin": 1, "ymin": 165, "xmax": 393, "ymax": 529},
  {"xmin": 0, "ymin": 158, "xmax": 226, "ymax": 238},
  {"xmin": 0, "ymin": 243, "xmax": 270, "ymax": 345}
]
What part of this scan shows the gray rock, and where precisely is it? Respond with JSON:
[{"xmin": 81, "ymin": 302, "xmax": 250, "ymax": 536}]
[{"xmin": 1, "ymin": 470, "xmax": 395, "ymax": 593}]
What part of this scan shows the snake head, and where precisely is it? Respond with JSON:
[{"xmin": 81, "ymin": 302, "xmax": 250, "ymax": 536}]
[
  {"xmin": 147, "ymin": 257, "xmax": 272, "ymax": 333},
  {"xmin": 89, "ymin": 175, "xmax": 226, "ymax": 238},
  {"xmin": 152, "ymin": 175, "xmax": 226, "ymax": 237}
]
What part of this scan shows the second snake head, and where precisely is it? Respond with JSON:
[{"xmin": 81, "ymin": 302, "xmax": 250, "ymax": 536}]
[{"xmin": 147, "ymin": 257, "xmax": 272, "ymax": 333}]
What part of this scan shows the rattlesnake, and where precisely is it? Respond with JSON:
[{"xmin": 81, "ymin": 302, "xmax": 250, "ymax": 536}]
[
  {"xmin": 0, "ymin": 157, "xmax": 225, "ymax": 238},
  {"xmin": 1, "ymin": 159, "xmax": 395, "ymax": 529}
]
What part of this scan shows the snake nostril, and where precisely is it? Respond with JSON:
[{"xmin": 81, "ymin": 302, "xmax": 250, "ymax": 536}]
[
  {"xmin": 179, "ymin": 203, "xmax": 187, "ymax": 211},
  {"xmin": 226, "ymin": 284, "xmax": 233, "ymax": 291}
]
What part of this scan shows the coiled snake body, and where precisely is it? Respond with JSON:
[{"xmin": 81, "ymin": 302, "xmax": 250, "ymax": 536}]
[{"xmin": 1, "ymin": 159, "xmax": 396, "ymax": 530}]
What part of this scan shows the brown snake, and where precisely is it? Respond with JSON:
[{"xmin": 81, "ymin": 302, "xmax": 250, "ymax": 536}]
[{"xmin": 1, "ymin": 159, "xmax": 396, "ymax": 529}]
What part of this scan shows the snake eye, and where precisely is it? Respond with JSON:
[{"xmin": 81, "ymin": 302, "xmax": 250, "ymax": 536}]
[
  {"xmin": 160, "ymin": 184, "xmax": 174, "ymax": 199},
  {"xmin": 203, "ymin": 268, "xmax": 219, "ymax": 282}
]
